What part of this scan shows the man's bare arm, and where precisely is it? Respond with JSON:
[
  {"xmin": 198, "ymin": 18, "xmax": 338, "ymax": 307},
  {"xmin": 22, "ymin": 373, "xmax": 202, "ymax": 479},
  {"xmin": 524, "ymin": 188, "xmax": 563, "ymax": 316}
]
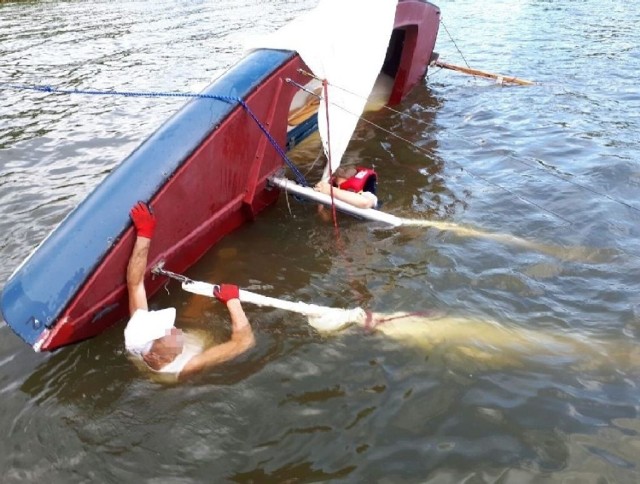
[
  {"xmin": 127, "ymin": 202, "xmax": 156, "ymax": 315},
  {"xmin": 179, "ymin": 299, "xmax": 255, "ymax": 378},
  {"xmin": 127, "ymin": 236, "xmax": 150, "ymax": 315},
  {"xmin": 332, "ymin": 188, "xmax": 376, "ymax": 209},
  {"xmin": 314, "ymin": 181, "xmax": 376, "ymax": 209}
]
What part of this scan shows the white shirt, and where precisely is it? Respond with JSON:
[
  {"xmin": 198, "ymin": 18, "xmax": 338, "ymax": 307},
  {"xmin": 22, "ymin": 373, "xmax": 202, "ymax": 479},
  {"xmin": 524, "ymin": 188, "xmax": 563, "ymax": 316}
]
[
  {"xmin": 154, "ymin": 332, "xmax": 204, "ymax": 376},
  {"xmin": 129, "ymin": 332, "xmax": 204, "ymax": 383},
  {"xmin": 361, "ymin": 191, "xmax": 378, "ymax": 208}
]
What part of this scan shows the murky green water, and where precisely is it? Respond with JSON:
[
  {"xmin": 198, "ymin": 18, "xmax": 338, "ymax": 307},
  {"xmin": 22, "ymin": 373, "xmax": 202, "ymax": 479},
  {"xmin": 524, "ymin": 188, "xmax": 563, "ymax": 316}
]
[{"xmin": 1, "ymin": 0, "xmax": 639, "ymax": 482}]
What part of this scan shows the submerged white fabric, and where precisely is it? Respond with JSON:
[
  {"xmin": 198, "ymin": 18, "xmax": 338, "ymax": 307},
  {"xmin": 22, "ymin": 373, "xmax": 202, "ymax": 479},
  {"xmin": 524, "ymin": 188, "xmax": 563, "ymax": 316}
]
[
  {"xmin": 124, "ymin": 308, "xmax": 176, "ymax": 355},
  {"xmin": 152, "ymin": 332, "xmax": 204, "ymax": 376},
  {"xmin": 249, "ymin": 0, "xmax": 397, "ymax": 177}
]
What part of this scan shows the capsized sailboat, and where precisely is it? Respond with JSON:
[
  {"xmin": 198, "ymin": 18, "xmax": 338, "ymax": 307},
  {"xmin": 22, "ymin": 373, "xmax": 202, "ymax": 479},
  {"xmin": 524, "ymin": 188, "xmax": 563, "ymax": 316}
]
[{"xmin": 0, "ymin": 0, "xmax": 441, "ymax": 351}]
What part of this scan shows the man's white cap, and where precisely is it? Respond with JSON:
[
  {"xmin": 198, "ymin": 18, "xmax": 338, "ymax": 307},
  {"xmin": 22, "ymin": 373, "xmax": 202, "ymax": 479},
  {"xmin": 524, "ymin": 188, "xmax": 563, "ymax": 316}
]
[{"xmin": 124, "ymin": 308, "xmax": 177, "ymax": 356}]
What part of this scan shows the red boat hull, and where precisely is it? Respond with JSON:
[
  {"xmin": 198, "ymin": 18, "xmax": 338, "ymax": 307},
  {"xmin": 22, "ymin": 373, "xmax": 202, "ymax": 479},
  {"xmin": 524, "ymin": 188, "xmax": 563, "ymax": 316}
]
[{"xmin": 1, "ymin": 1, "xmax": 440, "ymax": 351}]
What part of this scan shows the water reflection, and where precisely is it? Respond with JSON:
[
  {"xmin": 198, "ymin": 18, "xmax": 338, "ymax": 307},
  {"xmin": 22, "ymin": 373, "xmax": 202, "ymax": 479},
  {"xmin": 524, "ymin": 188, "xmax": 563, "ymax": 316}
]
[{"xmin": 20, "ymin": 329, "xmax": 129, "ymax": 411}]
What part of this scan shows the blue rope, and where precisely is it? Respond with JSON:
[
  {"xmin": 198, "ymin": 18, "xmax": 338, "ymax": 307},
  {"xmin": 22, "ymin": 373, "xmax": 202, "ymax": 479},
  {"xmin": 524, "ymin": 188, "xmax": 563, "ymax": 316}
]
[
  {"xmin": 236, "ymin": 99, "xmax": 308, "ymax": 186},
  {"xmin": 2, "ymin": 83, "xmax": 309, "ymax": 186}
]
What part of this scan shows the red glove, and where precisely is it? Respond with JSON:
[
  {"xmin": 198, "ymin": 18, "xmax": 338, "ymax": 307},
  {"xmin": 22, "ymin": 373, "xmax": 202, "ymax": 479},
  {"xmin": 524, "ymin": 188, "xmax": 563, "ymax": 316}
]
[
  {"xmin": 130, "ymin": 201, "xmax": 156, "ymax": 239},
  {"xmin": 214, "ymin": 284, "xmax": 240, "ymax": 303}
]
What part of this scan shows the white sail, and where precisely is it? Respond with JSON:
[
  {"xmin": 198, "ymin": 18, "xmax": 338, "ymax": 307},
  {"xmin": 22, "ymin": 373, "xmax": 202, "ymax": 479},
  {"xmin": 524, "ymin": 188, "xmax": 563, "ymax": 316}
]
[{"xmin": 248, "ymin": 0, "xmax": 397, "ymax": 177}]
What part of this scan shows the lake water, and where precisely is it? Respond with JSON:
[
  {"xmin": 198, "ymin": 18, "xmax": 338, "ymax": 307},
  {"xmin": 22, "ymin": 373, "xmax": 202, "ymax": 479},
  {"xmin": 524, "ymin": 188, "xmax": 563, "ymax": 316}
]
[{"xmin": 1, "ymin": 0, "xmax": 639, "ymax": 482}]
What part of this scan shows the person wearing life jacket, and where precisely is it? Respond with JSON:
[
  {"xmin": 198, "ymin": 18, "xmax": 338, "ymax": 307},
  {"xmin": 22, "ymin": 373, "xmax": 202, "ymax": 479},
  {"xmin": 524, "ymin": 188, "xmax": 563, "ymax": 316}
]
[
  {"xmin": 313, "ymin": 165, "xmax": 378, "ymax": 209},
  {"xmin": 124, "ymin": 202, "xmax": 255, "ymax": 381}
]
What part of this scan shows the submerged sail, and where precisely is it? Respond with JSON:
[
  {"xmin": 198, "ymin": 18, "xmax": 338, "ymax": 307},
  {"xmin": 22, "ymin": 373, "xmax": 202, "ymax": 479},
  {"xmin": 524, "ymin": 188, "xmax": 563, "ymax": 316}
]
[{"xmin": 250, "ymin": 0, "xmax": 397, "ymax": 177}]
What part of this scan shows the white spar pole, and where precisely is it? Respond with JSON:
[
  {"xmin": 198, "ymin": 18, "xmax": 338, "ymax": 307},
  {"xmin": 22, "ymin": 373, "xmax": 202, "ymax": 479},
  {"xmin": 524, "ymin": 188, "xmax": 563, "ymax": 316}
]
[
  {"xmin": 269, "ymin": 177, "xmax": 574, "ymax": 258},
  {"xmin": 182, "ymin": 280, "xmax": 366, "ymax": 332},
  {"xmin": 269, "ymin": 176, "xmax": 402, "ymax": 226},
  {"xmin": 269, "ymin": 176, "xmax": 490, "ymax": 233}
]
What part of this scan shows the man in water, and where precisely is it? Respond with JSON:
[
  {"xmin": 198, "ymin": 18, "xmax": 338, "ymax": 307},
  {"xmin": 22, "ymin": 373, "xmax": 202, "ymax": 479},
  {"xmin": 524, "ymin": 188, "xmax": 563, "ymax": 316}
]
[
  {"xmin": 123, "ymin": 202, "xmax": 255, "ymax": 380},
  {"xmin": 314, "ymin": 165, "xmax": 378, "ymax": 209}
]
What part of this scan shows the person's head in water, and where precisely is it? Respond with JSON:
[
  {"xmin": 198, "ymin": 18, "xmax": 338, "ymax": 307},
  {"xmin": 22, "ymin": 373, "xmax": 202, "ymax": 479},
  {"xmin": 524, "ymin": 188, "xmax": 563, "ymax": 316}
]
[
  {"xmin": 125, "ymin": 202, "xmax": 255, "ymax": 380},
  {"xmin": 143, "ymin": 327, "xmax": 185, "ymax": 370},
  {"xmin": 124, "ymin": 307, "xmax": 185, "ymax": 370}
]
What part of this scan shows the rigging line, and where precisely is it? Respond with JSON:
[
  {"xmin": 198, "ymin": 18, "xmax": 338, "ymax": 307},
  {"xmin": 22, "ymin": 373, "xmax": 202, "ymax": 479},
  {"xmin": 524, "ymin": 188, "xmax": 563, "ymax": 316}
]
[
  {"xmin": 2, "ymin": 82, "xmax": 310, "ymax": 187},
  {"xmin": 283, "ymin": 178, "xmax": 294, "ymax": 217},
  {"xmin": 288, "ymin": 73, "xmax": 572, "ymax": 223},
  {"xmin": 361, "ymin": 118, "xmax": 573, "ymax": 224},
  {"xmin": 321, "ymin": 78, "xmax": 368, "ymax": 310},
  {"xmin": 295, "ymin": 69, "xmax": 439, "ymax": 123},
  {"xmin": 293, "ymin": 73, "xmax": 640, "ymax": 217},
  {"xmin": 294, "ymin": 69, "xmax": 487, "ymax": 134},
  {"xmin": 303, "ymin": 144, "xmax": 325, "ymax": 177},
  {"xmin": 322, "ymin": 79, "xmax": 341, "ymax": 232},
  {"xmin": 426, "ymin": 66, "xmax": 446, "ymax": 80},
  {"xmin": 1, "ymin": 82, "xmax": 238, "ymax": 103},
  {"xmin": 322, "ymin": 97, "xmax": 574, "ymax": 224},
  {"xmin": 442, "ymin": 130, "xmax": 640, "ymax": 214},
  {"xmin": 236, "ymin": 98, "xmax": 309, "ymax": 187},
  {"xmin": 439, "ymin": 19, "xmax": 472, "ymax": 70}
]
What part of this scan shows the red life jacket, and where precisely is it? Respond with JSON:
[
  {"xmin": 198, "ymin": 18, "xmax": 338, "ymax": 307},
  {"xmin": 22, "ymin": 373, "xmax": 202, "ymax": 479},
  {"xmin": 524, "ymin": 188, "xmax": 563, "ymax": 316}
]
[{"xmin": 336, "ymin": 167, "xmax": 378, "ymax": 195}]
